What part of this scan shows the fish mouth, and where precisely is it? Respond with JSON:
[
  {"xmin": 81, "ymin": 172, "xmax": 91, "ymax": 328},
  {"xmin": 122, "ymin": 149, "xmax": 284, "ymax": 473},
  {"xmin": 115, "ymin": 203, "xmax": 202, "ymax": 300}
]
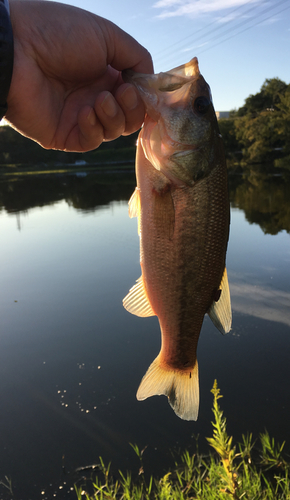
[
  {"xmin": 122, "ymin": 57, "xmax": 211, "ymax": 124},
  {"xmin": 121, "ymin": 58, "xmax": 201, "ymax": 112},
  {"xmin": 122, "ymin": 57, "xmax": 200, "ymax": 87}
]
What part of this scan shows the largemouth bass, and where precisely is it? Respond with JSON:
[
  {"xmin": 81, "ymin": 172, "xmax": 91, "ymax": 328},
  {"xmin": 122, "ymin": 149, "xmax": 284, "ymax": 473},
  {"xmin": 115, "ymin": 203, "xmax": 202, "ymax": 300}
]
[{"xmin": 123, "ymin": 57, "xmax": 231, "ymax": 421}]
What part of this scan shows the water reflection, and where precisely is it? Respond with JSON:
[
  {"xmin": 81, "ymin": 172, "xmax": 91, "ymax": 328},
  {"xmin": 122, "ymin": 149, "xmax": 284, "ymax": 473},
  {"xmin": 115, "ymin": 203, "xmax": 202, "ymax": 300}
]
[
  {"xmin": 1, "ymin": 169, "xmax": 290, "ymax": 235},
  {"xmin": 0, "ymin": 170, "xmax": 289, "ymax": 499},
  {"xmin": 230, "ymin": 280, "xmax": 290, "ymax": 327},
  {"xmin": 0, "ymin": 171, "xmax": 136, "ymax": 214},
  {"xmin": 228, "ymin": 170, "xmax": 290, "ymax": 234}
]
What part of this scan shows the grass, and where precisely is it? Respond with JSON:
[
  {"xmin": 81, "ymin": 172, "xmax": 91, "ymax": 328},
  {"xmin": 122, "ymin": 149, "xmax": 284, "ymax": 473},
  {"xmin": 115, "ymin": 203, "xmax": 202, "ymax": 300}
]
[{"xmin": 75, "ymin": 381, "xmax": 290, "ymax": 499}]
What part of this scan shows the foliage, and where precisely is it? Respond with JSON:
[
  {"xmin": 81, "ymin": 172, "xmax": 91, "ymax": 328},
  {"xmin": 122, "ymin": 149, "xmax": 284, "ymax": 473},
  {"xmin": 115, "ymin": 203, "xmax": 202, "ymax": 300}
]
[
  {"xmin": 219, "ymin": 77, "xmax": 290, "ymax": 167},
  {"xmin": 0, "ymin": 125, "xmax": 138, "ymax": 170},
  {"xmin": 0, "ymin": 476, "xmax": 13, "ymax": 496},
  {"xmin": 234, "ymin": 109, "xmax": 282, "ymax": 164},
  {"xmin": 206, "ymin": 380, "xmax": 239, "ymax": 498},
  {"xmin": 273, "ymin": 87, "xmax": 290, "ymax": 168},
  {"xmin": 74, "ymin": 381, "xmax": 290, "ymax": 500},
  {"xmin": 233, "ymin": 78, "xmax": 288, "ymax": 117},
  {"xmin": 218, "ymin": 118, "xmax": 242, "ymax": 158}
]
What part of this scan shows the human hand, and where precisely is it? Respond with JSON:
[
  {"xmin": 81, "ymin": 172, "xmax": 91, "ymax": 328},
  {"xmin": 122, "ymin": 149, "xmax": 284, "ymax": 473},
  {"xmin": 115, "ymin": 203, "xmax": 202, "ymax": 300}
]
[{"xmin": 6, "ymin": 1, "xmax": 153, "ymax": 152}]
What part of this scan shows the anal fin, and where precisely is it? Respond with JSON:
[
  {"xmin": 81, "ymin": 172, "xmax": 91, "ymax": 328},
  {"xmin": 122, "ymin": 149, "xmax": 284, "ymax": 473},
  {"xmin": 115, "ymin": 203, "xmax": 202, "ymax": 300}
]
[
  {"xmin": 123, "ymin": 276, "xmax": 155, "ymax": 317},
  {"xmin": 208, "ymin": 267, "xmax": 232, "ymax": 334}
]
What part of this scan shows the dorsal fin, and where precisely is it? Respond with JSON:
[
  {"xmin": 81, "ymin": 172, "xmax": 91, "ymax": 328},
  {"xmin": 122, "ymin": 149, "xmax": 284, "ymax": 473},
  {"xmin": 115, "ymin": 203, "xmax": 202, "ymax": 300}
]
[
  {"xmin": 208, "ymin": 268, "xmax": 232, "ymax": 334},
  {"xmin": 123, "ymin": 276, "xmax": 155, "ymax": 317}
]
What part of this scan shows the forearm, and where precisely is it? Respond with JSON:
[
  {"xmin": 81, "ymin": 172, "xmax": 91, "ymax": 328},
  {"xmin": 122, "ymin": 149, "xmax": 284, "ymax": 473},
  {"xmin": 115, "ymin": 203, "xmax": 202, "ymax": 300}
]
[{"xmin": 0, "ymin": 0, "xmax": 14, "ymax": 120}]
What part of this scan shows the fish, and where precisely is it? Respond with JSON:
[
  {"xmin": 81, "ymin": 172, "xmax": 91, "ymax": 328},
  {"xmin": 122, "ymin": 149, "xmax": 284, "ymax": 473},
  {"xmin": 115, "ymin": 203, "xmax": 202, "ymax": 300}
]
[{"xmin": 122, "ymin": 57, "xmax": 231, "ymax": 421}]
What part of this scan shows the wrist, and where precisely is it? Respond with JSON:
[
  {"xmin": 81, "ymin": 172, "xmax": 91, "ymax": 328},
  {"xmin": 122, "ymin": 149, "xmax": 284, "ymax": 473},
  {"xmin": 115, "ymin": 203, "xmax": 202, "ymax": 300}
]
[{"xmin": 0, "ymin": 0, "xmax": 14, "ymax": 120}]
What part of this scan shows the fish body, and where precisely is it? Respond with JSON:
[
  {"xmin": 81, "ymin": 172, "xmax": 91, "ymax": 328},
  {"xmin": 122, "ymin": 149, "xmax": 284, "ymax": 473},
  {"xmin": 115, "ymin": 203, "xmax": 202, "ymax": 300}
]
[{"xmin": 123, "ymin": 58, "xmax": 231, "ymax": 421}]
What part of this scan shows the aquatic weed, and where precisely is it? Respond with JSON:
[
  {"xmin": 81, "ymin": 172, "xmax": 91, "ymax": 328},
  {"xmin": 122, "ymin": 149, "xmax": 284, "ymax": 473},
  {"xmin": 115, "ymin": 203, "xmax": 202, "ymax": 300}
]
[
  {"xmin": 75, "ymin": 381, "xmax": 290, "ymax": 500},
  {"xmin": 0, "ymin": 476, "xmax": 13, "ymax": 497},
  {"xmin": 259, "ymin": 430, "xmax": 288, "ymax": 471},
  {"xmin": 206, "ymin": 380, "xmax": 240, "ymax": 498}
]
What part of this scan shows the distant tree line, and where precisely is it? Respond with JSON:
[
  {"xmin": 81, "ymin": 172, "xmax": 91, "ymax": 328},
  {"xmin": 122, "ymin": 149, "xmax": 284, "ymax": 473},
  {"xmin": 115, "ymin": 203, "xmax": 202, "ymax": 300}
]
[
  {"xmin": 218, "ymin": 77, "xmax": 290, "ymax": 169},
  {"xmin": 1, "ymin": 77, "xmax": 289, "ymax": 172},
  {"xmin": 0, "ymin": 124, "xmax": 138, "ymax": 170}
]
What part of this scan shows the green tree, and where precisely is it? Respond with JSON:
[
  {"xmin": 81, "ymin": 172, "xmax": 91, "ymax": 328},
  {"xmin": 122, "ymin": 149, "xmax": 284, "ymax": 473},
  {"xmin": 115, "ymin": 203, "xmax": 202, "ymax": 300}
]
[
  {"xmin": 273, "ymin": 86, "xmax": 290, "ymax": 169},
  {"xmin": 218, "ymin": 118, "xmax": 241, "ymax": 157},
  {"xmin": 232, "ymin": 78, "xmax": 289, "ymax": 164},
  {"xmin": 234, "ymin": 109, "xmax": 282, "ymax": 163},
  {"xmin": 234, "ymin": 77, "xmax": 288, "ymax": 117}
]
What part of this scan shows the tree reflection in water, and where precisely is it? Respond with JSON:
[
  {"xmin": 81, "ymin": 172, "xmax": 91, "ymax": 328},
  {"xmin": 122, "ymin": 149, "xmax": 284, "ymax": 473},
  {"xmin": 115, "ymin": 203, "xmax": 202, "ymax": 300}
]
[
  {"xmin": 0, "ymin": 169, "xmax": 290, "ymax": 235},
  {"xmin": 228, "ymin": 169, "xmax": 290, "ymax": 234}
]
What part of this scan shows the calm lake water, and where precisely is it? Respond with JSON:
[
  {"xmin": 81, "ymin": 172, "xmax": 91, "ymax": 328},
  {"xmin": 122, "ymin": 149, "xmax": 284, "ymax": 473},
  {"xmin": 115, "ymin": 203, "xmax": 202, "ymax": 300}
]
[{"xmin": 0, "ymin": 169, "xmax": 290, "ymax": 499}]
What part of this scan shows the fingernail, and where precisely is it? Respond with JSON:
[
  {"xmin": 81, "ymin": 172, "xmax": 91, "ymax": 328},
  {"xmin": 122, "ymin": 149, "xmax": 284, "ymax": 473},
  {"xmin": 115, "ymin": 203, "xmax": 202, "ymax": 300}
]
[
  {"xmin": 100, "ymin": 93, "xmax": 118, "ymax": 117},
  {"xmin": 87, "ymin": 108, "xmax": 97, "ymax": 126},
  {"xmin": 120, "ymin": 86, "xmax": 138, "ymax": 110}
]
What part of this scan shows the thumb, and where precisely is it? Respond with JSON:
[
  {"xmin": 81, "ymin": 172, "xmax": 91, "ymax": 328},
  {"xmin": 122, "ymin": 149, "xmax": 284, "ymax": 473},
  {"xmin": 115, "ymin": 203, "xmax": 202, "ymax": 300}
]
[{"xmin": 100, "ymin": 18, "xmax": 154, "ymax": 74}]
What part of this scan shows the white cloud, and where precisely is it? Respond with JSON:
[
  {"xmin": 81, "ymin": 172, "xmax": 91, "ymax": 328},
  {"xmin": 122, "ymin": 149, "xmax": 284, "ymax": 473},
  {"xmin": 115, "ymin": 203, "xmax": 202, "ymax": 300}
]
[
  {"xmin": 258, "ymin": 15, "xmax": 281, "ymax": 26},
  {"xmin": 154, "ymin": 0, "xmax": 185, "ymax": 6},
  {"xmin": 216, "ymin": 12, "xmax": 245, "ymax": 22},
  {"xmin": 180, "ymin": 42, "xmax": 209, "ymax": 51},
  {"xmin": 153, "ymin": 0, "xmax": 260, "ymax": 19}
]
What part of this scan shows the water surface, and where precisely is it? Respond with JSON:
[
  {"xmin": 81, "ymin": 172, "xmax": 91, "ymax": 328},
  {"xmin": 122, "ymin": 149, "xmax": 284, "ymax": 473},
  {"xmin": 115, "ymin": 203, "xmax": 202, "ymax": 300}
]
[{"xmin": 0, "ymin": 171, "xmax": 289, "ymax": 499}]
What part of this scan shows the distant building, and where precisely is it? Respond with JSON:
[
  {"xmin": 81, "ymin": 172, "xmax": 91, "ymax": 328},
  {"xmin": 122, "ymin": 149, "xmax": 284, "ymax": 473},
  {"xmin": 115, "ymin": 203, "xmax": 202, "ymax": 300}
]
[{"xmin": 216, "ymin": 111, "xmax": 229, "ymax": 119}]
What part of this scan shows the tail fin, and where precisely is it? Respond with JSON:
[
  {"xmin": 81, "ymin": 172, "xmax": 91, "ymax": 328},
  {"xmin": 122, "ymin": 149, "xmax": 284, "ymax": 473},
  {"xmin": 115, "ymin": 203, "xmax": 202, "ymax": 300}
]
[{"xmin": 136, "ymin": 355, "xmax": 199, "ymax": 421}]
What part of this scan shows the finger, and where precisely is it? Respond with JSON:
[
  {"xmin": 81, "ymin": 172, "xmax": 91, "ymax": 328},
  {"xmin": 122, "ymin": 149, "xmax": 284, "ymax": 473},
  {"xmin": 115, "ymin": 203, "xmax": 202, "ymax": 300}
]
[
  {"xmin": 102, "ymin": 19, "xmax": 154, "ymax": 74},
  {"xmin": 94, "ymin": 91, "xmax": 125, "ymax": 141},
  {"xmin": 73, "ymin": 105, "xmax": 107, "ymax": 152},
  {"xmin": 115, "ymin": 83, "xmax": 145, "ymax": 135}
]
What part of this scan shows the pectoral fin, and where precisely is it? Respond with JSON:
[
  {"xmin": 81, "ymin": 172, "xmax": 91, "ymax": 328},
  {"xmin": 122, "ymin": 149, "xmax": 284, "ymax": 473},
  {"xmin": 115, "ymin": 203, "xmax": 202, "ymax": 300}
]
[
  {"xmin": 208, "ymin": 268, "xmax": 232, "ymax": 334},
  {"xmin": 128, "ymin": 187, "xmax": 141, "ymax": 235},
  {"xmin": 128, "ymin": 188, "xmax": 140, "ymax": 218},
  {"xmin": 123, "ymin": 276, "xmax": 155, "ymax": 317}
]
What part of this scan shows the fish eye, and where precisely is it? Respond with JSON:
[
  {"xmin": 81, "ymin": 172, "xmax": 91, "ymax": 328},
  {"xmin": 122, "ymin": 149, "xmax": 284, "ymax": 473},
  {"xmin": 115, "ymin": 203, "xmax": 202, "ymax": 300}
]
[{"xmin": 194, "ymin": 96, "xmax": 210, "ymax": 115}]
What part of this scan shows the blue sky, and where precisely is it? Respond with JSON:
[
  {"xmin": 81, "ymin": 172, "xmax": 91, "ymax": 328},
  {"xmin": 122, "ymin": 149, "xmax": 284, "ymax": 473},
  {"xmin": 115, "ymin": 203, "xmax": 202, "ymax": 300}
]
[{"xmin": 52, "ymin": 0, "xmax": 289, "ymax": 111}]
